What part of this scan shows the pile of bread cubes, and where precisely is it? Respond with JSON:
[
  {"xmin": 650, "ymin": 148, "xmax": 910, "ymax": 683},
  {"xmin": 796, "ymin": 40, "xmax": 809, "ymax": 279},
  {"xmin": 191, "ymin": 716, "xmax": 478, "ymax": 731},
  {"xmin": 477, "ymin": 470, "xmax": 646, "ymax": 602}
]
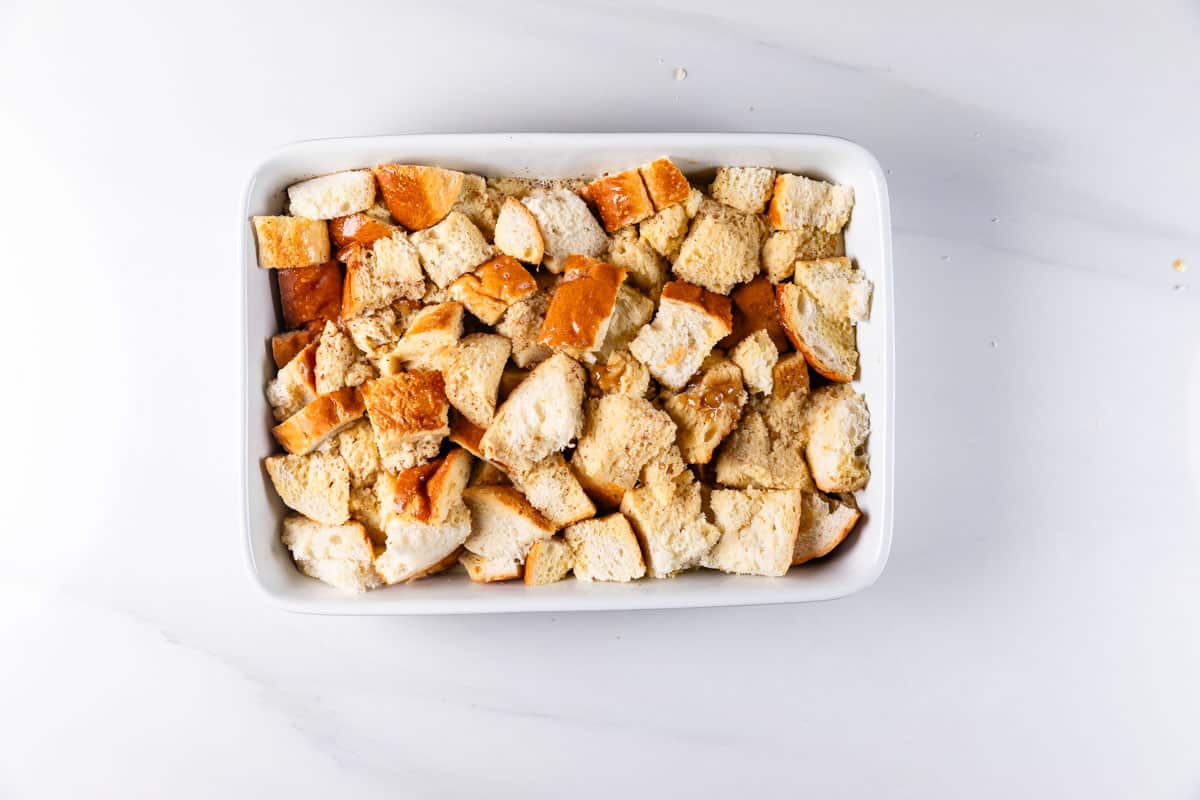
[{"xmin": 253, "ymin": 156, "xmax": 872, "ymax": 592}]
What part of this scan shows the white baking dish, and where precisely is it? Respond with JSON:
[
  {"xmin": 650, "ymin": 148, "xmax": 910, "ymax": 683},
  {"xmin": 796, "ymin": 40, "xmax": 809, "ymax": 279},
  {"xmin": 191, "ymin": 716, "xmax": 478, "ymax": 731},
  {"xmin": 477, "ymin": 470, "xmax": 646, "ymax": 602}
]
[{"xmin": 240, "ymin": 133, "xmax": 894, "ymax": 614}]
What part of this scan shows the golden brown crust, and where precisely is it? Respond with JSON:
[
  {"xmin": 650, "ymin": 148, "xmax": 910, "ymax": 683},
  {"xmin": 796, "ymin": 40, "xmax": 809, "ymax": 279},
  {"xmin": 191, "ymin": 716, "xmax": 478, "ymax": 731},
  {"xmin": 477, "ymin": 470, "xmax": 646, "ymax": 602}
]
[
  {"xmin": 448, "ymin": 255, "xmax": 538, "ymax": 325},
  {"xmin": 406, "ymin": 301, "xmax": 463, "ymax": 337},
  {"xmin": 585, "ymin": 170, "xmax": 654, "ymax": 232},
  {"xmin": 720, "ymin": 276, "xmax": 788, "ymax": 352},
  {"xmin": 253, "ymin": 216, "xmax": 331, "ymax": 269},
  {"xmin": 328, "ymin": 213, "xmax": 399, "ymax": 249},
  {"xmin": 791, "ymin": 505, "xmax": 860, "ymax": 565},
  {"xmin": 271, "ymin": 328, "xmax": 321, "ymax": 369},
  {"xmin": 278, "ymin": 261, "xmax": 343, "ymax": 329},
  {"xmin": 639, "ymin": 158, "xmax": 689, "ymax": 211},
  {"xmin": 771, "ymin": 352, "xmax": 810, "ymax": 402},
  {"xmin": 539, "ymin": 256, "xmax": 627, "ymax": 351},
  {"xmin": 661, "ymin": 280, "xmax": 733, "ymax": 332},
  {"xmin": 384, "ymin": 448, "xmax": 472, "ymax": 524},
  {"xmin": 460, "ymin": 552, "xmax": 523, "ymax": 582},
  {"xmin": 271, "ymin": 386, "xmax": 365, "ymax": 455},
  {"xmin": 448, "ymin": 414, "xmax": 486, "ymax": 457},
  {"xmin": 360, "ymin": 371, "xmax": 449, "ymax": 440},
  {"xmin": 372, "ymin": 164, "xmax": 464, "ymax": 230}
]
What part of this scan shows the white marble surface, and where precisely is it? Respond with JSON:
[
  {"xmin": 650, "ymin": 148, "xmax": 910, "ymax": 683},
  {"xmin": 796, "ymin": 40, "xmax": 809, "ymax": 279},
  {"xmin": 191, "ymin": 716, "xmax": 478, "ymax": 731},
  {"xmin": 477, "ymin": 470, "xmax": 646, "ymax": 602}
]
[{"xmin": 2, "ymin": 0, "xmax": 1198, "ymax": 796}]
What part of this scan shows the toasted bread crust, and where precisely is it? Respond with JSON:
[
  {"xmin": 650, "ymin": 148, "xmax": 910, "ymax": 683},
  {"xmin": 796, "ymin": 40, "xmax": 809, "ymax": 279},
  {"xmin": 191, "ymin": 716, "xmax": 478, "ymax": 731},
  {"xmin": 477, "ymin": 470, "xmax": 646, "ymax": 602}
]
[
  {"xmin": 661, "ymin": 281, "xmax": 733, "ymax": 332},
  {"xmin": 253, "ymin": 216, "xmax": 331, "ymax": 269},
  {"xmin": 278, "ymin": 260, "xmax": 343, "ymax": 329},
  {"xmin": 774, "ymin": 283, "xmax": 855, "ymax": 382},
  {"xmin": 494, "ymin": 196, "xmax": 546, "ymax": 263},
  {"xmin": 448, "ymin": 414, "xmax": 486, "ymax": 457},
  {"xmin": 271, "ymin": 328, "xmax": 321, "ymax": 369},
  {"xmin": 361, "ymin": 371, "xmax": 449, "ymax": 439},
  {"xmin": 639, "ymin": 158, "xmax": 689, "ymax": 211},
  {"xmin": 585, "ymin": 170, "xmax": 654, "ymax": 232},
  {"xmin": 539, "ymin": 256, "xmax": 628, "ymax": 351},
  {"xmin": 272, "ymin": 386, "xmax": 366, "ymax": 455},
  {"xmin": 383, "ymin": 448, "xmax": 472, "ymax": 524},
  {"xmin": 372, "ymin": 164, "xmax": 464, "ymax": 230},
  {"xmin": 328, "ymin": 213, "xmax": 399, "ymax": 249},
  {"xmin": 448, "ymin": 255, "xmax": 538, "ymax": 325}
]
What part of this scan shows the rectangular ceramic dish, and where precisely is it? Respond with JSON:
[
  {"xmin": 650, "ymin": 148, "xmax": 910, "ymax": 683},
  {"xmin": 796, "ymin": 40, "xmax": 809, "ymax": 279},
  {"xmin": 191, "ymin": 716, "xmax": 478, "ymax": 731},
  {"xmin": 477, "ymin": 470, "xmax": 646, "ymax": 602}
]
[{"xmin": 240, "ymin": 133, "xmax": 894, "ymax": 614}]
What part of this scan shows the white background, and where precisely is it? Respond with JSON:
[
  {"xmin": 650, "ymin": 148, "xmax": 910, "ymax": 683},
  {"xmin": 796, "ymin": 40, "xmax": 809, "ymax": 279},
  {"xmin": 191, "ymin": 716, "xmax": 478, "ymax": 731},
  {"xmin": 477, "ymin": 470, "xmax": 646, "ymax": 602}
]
[{"xmin": 2, "ymin": 0, "xmax": 1198, "ymax": 797}]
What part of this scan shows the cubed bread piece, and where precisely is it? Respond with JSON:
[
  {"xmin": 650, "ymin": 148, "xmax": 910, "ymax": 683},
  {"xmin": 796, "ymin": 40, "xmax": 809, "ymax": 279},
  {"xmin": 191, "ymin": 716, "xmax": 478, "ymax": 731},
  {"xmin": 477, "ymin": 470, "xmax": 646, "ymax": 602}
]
[
  {"xmin": 487, "ymin": 176, "xmax": 589, "ymax": 198},
  {"xmin": 539, "ymin": 256, "xmax": 627, "ymax": 360},
  {"xmin": 314, "ymin": 321, "xmax": 372, "ymax": 394},
  {"xmin": 768, "ymin": 174, "xmax": 854, "ymax": 233},
  {"xmin": 701, "ymin": 488, "xmax": 803, "ymax": 577},
  {"xmin": 329, "ymin": 212, "xmax": 399, "ymax": 249},
  {"xmin": 638, "ymin": 203, "xmax": 689, "ymax": 262},
  {"xmin": 794, "ymin": 492, "xmax": 860, "ymax": 565},
  {"xmin": 448, "ymin": 413, "xmax": 486, "ymax": 457},
  {"xmin": 720, "ymin": 276, "xmax": 789, "ymax": 352},
  {"xmin": 328, "ymin": 418, "xmax": 380, "ymax": 487},
  {"xmin": 521, "ymin": 189, "xmax": 608, "ymax": 273},
  {"xmin": 462, "ymin": 485, "xmax": 556, "ymax": 563},
  {"xmin": 620, "ymin": 454, "xmax": 721, "ymax": 578},
  {"xmin": 385, "ymin": 301, "xmax": 464, "ymax": 372},
  {"xmin": 252, "ymin": 216, "xmax": 331, "ymax": 268},
  {"xmin": 509, "ymin": 453, "xmax": 596, "ymax": 529},
  {"xmin": 360, "ymin": 372, "xmax": 449, "ymax": 471},
  {"xmin": 272, "ymin": 327, "xmax": 321, "ymax": 369},
  {"xmin": 710, "ymin": 166, "xmax": 775, "ymax": 214},
  {"xmin": 278, "ymin": 261, "xmax": 342, "ymax": 329},
  {"xmin": 372, "ymin": 164, "xmax": 465, "ymax": 230},
  {"xmin": 442, "ymin": 333, "xmax": 511, "ymax": 427},
  {"xmin": 662, "ymin": 358, "xmax": 747, "ymax": 465},
  {"xmin": 282, "ymin": 516, "xmax": 380, "ymax": 592},
  {"xmin": 730, "ymin": 329, "xmax": 778, "ymax": 395},
  {"xmin": 265, "ymin": 452, "xmax": 350, "ymax": 525},
  {"xmin": 563, "ymin": 514, "xmax": 645, "ymax": 582},
  {"xmin": 451, "ymin": 173, "xmax": 502, "ymax": 240},
  {"xmin": 639, "ymin": 158, "xmax": 690, "ymax": 211},
  {"xmin": 587, "ymin": 349, "xmax": 651, "ymax": 398},
  {"xmin": 494, "ymin": 196, "xmax": 545, "ymax": 264},
  {"xmin": 411, "ymin": 210, "xmax": 494, "ymax": 288},
  {"xmin": 272, "ymin": 386, "xmax": 366, "ymax": 455},
  {"xmin": 448, "ymin": 254, "xmax": 539, "ymax": 325},
  {"xmin": 523, "ymin": 537, "xmax": 574, "ymax": 585},
  {"xmin": 343, "ymin": 305, "xmax": 405, "ymax": 361},
  {"xmin": 287, "ymin": 170, "xmax": 376, "ymax": 219},
  {"xmin": 571, "ymin": 394, "xmax": 676, "ymax": 507},
  {"xmin": 762, "ymin": 227, "xmax": 845, "ymax": 282},
  {"xmin": 803, "ymin": 384, "xmax": 870, "ymax": 492},
  {"xmin": 713, "ymin": 407, "xmax": 773, "ymax": 489},
  {"xmin": 375, "ymin": 504, "xmax": 471, "ymax": 584},
  {"xmin": 794, "ymin": 256, "xmax": 873, "ymax": 322},
  {"xmin": 496, "ymin": 290, "xmax": 553, "ymax": 368},
  {"xmin": 377, "ymin": 448, "xmax": 473, "ymax": 526},
  {"xmin": 585, "ymin": 169, "xmax": 655, "ymax": 232},
  {"xmin": 628, "ymin": 281, "xmax": 732, "ymax": 391},
  {"xmin": 595, "ymin": 284, "xmax": 654, "ymax": 360},
  {"xmin": 460, "ymin": 551, "xmax": 523, "ymax": 582},
  {"xmin": 340, "ymin": 233, "xmax": 425, "ymax": 319},
  {"xmin": 776, "ymin": 282, "xmax": 857, "ymax": 382},
  {"xmin": 479, "ymin": 353, "xmax": 586, "ymax": 474},
  {"xmin": 608, "ymin": 227, "xmax": 668, "ymax": 301},
  {"xmin": 672, "ymin": 205, "xmax": 765, "ymax": 294},
  {"xmin": 266, "ymin": 342, "xmax": 318, "ymax": 422}
]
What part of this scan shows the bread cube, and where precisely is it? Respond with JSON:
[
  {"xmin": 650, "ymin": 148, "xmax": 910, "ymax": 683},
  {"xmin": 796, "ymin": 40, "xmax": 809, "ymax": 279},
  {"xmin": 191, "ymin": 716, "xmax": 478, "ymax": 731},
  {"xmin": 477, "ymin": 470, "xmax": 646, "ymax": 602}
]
[
  {"xmin": 720, "ymin": 276, "xmax": 789, "ymax": 352},
  {"xmin": 639, "ymin": 203, "xmax": 689, "ymax": 262},
  {"xmin": 265, "ymin": 342, "xmax": 318, "ymax": 421},
  {"xmin": 762, "ymin": 227, "xmax": 845, "ymax": 282},
  {"xmin": 462, "ymin": 485, "xmax": 555, "ymax": 563},
  {"xmin": 340, "ymin": 233, "xmax": 424, "ymax": 319},
  {"xmin": 385, "ymin": 301, "xmax": 464, "ymax": 372},
  {"xmin": 360, "ymin": 371, "xmax": 449, "ymax": 471},
  {"xmin": 377, "ymin": 447, "xmax": 472, "ymax": 526},
  {"xmin": 460, "ymin": 551, "xmax": 523, "ymax": 583},
  {"xmin": 253, "ymin": 216, "xmax": 330, "ymax": 269},
  {"xmin": 608, "ymin": 227, "xmax": 668, "ymax": 301},
  {"xmin": 768, "ymin": 173, "xmax": 854, "ymax": 233},
  {"xmin": 375, "ymin": 504, "xmax": 471, "ymax": 584},
  {"xmin": 563, "ymin": 514, "xmax": 645, "ymax": 582},
  {"xmin": 494, "ymin": 196, "xmax": 545, "ymax": 264},
  {"xmin": 701, "ymin": 488, "xmax": 803, "ymax": 577},
  {"xmin": 662, "ymin": 358, "xmax": 747, "ymax": 465},
  {"xmin": 278, "ymin": 260, "xmax": 342, "ymax": 329},
  {"xmin": 776, "ymin": 282, "xmax": 857, "ymax": 382},
  {"xmin": 571, "ymin": 394, "xmax": 676, "ymax": 507},
  {"xmin": 619, "ymin": 452, "xmax": 720, "ymax": 578},
  {"xmin": 672, "ymin": 205, "xmax": 765, "ymax": 294},
  {"xmin": 793, "ymin": 492, "xmax": 860, "ymax": 565},
  {"xmin": 508, "ymin": 453, "xmax": 596, "ymax": 529},
  {"xmin": 271, "ymin": 328, "xmax": 321, "ymax": 369},
  {"xmin": 496, "ymin": 289, "xmax": 553, "ymax": 368},
  {"xmin": 372, "ymin": 163, "xmax": 465, "ymax": 230},
  {"xmin": 794, "ymin": 256, "xmax": 872, "ymax": 322},
  {"xmin": 803, "ymin": 384, "xmax": 870, "ymax": 492},
  {"xmin": 282, "ymin": 516, "xmax": 380, "ymax": 592},
  {"xmin": 730, "ymin": 329, "xmax": 778, "ymax": 395},
  {"xmin": 451, "ymin": 173, "xmax": 503, "ymax": 241},
  {"xmin": 523, "ymin": 537, "xmax": 574, "ymax": 585},
  {"xmin": 585, "ymin": 169, "xmax": 655, "ymax": 232},
  {"xmin": 287, "ymin": 170, "xmax": 376, "ymax": 220},
  {"xmin": 448, "ymin": 254, "xmax": 539, "ymax": 325},
  {"xmin": 628, "ymin": 281, "xmax": 732, "ymax": 390},
  {"xmin": 539, "ymin": 256, "xmax": 628, "ymax": 359},
  {"xmin": 441, "ymin": 333, "xmax": 511, "ymax": 427},
  {"xmin": 272, "ymin": 386, "xmax": 366, "ymax": 455},
  {"xmin": 411, "ymin": 210, "xmax": 494, "ymax": 288},
  {"xmin": 264, "ymin": 452, "xmax": 350, "ymax": 525},
  {"xmin": 638, "ymin": 158, "xmax": 690, "ymax": 211},
  {"xmin": 479, "ymin": 353, "xmax": 586, "ymax": 474},
  {"xmin": 329, "ymin": 212, "xmax": 399, "ymax": 249},
  {"xmin": 521, "ymin": 189, "xmax": 608, "ymax": 273},
  {"xmin": 709, "ymin": 166, "xmax": 775, "ymax": 214}
]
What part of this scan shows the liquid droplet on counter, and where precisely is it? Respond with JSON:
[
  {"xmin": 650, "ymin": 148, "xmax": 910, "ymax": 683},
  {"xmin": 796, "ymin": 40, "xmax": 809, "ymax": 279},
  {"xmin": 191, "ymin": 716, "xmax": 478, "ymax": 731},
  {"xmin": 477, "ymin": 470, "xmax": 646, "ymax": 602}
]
[
  {"xmin": 675, "ymin": 67, "xmax": 687, "ymax": 81},
  {"xmin": 1172, "ymin": 258, "xmax": 1187, "ymax": 273}
]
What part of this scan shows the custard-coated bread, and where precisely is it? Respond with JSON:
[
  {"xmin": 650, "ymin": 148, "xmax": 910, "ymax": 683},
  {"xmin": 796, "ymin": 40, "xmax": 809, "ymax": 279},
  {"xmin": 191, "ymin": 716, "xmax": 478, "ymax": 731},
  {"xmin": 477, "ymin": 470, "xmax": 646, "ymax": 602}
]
[
  {"xmin": 252, "ymin": 216, "xmax": 330, "ymax": 268},
  {"xmin": 372, "ymin": 163, "xmax": 464, "ymax": 230},
  {"xmin": 287, "ymin": 170, "xmax": 376, "ymax": 220}
]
